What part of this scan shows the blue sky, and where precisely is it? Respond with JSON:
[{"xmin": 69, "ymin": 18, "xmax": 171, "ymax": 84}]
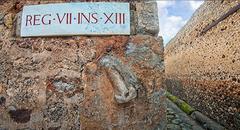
[{"xmin": 157, "ymin": 1, "xmax": 204, "ymax": 45}]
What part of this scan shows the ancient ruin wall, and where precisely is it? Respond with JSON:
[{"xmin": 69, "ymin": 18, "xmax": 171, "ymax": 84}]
[
  {"xmin": 165, "ymin": 1, "xmax": 240, "ymax": 129},
  {"xmin": 0, "ymin": 0, "xmax": 165, "ymax": 130}
]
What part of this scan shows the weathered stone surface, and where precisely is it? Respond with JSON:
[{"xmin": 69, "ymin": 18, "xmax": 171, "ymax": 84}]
[
  {"xmin": 167, "ymin": 124, "xmax": 181, "ymax": 130},
  {"xmin": 100, "ymin": 55, "xmax": 140, "ymax": 104},
  {"xmin": 234, "ymin": 112, "xmax": 240, "ymax": 129},
  {"xmin": 135, "ymin": 1, "xmax": 159, "ymax": 35},
  {"xmin": 0, "ymin": 1, "xmax": 164, "ymax": 129},
  {"xmin": 165, "ymin": 1, "xmax": 240, "ymax": 130},
  {"xmin": 0, "ymin": 96, "xmax": 6, "ymax": 106},
  {"xmin": 16, "ymin": 12, "xmax": 22, "ymax": 37},
  {"xmin": 130, "ymin": 9, "xmax": 137, "ymax": 35},
  {"xmin": 127, "ymin": 35, "xmax": 164, "ymax": 93},
  {"xmin": 3, "ymin": 13, "xmax": 14, "ymax": 29},
  {"xmin": 191, "ymin": 111, "xmax": 225, "ymax": 130},
  {"xmin": 44, "ymin": 102, "xmax": 67, "ymax": 122},
  {"xmin": 0, "ymin": 13, "xmax": 4, "ymax": 25},
  {"xmin": 8, "ymin": 109, "xmax": 32, "ymax": 123},
  {"xmin": 0, "ymin": 85, "xmax": 3, "ymax": 94}
]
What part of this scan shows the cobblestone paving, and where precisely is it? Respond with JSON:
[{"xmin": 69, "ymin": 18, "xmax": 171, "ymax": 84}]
[{"xmin": 165, "ymin": 99, "xmax": 204, "ymax": 130}]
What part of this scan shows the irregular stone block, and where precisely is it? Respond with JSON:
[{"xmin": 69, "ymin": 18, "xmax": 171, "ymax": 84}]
[
  {"xmin": 127, "ymin": 35, "xmax": 164, "ymax": 93},
  {"xmin": 135, "ymin": 1, "xmax": 159, "ymax": 35},
  {"xmin": 3, "ymin": 13, "xmax": 14, "ymax": 29},
  {"xmin": 100, "ymin": 55, "xmax": 141, "ymax": 103},
  {"xmin": 130, "ymin": 35, "xmax": 164, "ymax": 56},
  {"xmin": 126, "ymin": 42, "xmax": 163, "ymax": 69}
]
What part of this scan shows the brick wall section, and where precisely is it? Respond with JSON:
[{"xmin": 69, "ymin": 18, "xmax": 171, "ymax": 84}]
[
  {"xmin": 0, "ymin": 0, "xmax": 165, "ymax": 130},
  {"xmin": 165, "ymin": 1, "xmax": 240, "ymax": 129}
]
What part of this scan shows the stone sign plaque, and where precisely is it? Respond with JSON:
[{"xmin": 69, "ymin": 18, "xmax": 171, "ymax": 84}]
[{"xmin": 20, "ymin": 3, "xmax": 130, "ymax": 37}]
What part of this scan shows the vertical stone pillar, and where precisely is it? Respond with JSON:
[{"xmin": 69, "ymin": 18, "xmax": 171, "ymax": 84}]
[{"xmin": 0, "ymin": 0, "xmax": 165, "ymax": 130}]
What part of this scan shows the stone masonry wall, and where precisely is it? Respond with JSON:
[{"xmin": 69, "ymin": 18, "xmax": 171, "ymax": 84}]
[
  {"xmin": 165, "ymin": 1, "xmax": 239, "ymax": 130},
  {"xmin": 0, "ymin": 0, "xmax": 165, "ymax": 130}
]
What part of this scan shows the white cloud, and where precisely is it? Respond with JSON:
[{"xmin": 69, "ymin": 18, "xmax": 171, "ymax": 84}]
[
  {"xmin": 157, "ymin": 1, "xmax": 186, "ymax": 45},
  {"xmin": 157, "ymin": 1, "xmax": 175, "ymax": 8},
  {"xmin": 163, "ymin": 16, "xmax": 187, "ymax": 39},
  {"xmin": 157, "ymin": 1, "xmax": 203, "ymax": 45},
  {"xmin": 189, "ymin": 1, "xmax": 204, "ymax": 10}
]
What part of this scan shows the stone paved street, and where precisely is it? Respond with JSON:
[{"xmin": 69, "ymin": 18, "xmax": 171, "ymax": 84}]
[{"xmin": 165, "ymin": 99, "xmax": 204, "ymax": 130}]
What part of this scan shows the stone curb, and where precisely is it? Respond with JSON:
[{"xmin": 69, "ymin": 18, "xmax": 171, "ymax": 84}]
[
  {"xmin": 165, "ymin": 91, "xmax": 226, "ymax": 130},
  {"xmin": 165, "ymin": 91, "xmax": 195, "ymax": 115},
  {"xmin": 191, "ymin": 111, "xmax": 226, "ymax": 130}
]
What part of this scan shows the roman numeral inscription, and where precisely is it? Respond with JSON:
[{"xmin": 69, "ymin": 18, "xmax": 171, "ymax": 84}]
[
  {"xmin": 20, "ymin": 3, "xmax": 130, "ymax": 36},
  {"xmin": 25, "ymin": 13, "xmax": 126, "ymax": 26}
]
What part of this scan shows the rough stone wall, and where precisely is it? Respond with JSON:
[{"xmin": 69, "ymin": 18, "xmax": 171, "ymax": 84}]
[
  {"xmin": 0, "ymin": 0, "xmax": 165, "ymax": 130},
  {"xmin": 165, "ymin": 1, "xmax": 240, "ymax": 130}
]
